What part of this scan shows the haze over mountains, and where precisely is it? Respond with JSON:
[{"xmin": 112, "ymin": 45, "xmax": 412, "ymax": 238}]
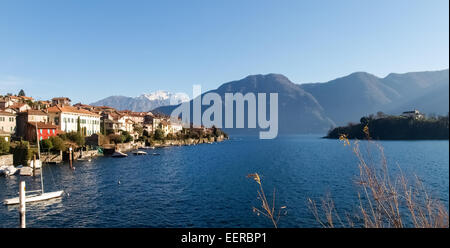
[
  {"xmin": 299, "ymin": 69, "xmax": 449, "ymax": 125},
  {"xmin": 92, "ymin": 69, "xmax": 449, "ymax": 135}
]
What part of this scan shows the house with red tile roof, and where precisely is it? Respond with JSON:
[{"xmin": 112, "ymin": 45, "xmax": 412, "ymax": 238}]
[
  {"xmin": 47, "ymin": 105, "xmax": 101, "ymax": 136},
  {"xmin": 51, "ymin": 97, "xmax": 71, "ymax": 106},
  {"xmin": 4, "ymin": 103, "xmax": 31, "ymax": 114},
  {"xmin": 25, "ymin": 122, "xmax": 59, "ymax": 141},
  {"xmin": 16, "ymin": 109, "xmax": 50, "ymax": 138},
  {"xmin": 0, "ymin": 98, "xmax": 14, "ymax": 109},
  {"xmin": 19, "ymin": 96, "xmax": 34, "ymax": 102},
  {"xmin": 0, "ymin": 111, "xmax": 16, "ymax": 136}
]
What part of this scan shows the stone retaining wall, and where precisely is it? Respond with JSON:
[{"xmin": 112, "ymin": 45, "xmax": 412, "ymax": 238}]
[
  {"xmin": 40, "ymin": 151, "xmax": 63, "ymax": 164},
  {"xmin": 0, "ymin": 154, "xmax": 13, "ymax": 166}
]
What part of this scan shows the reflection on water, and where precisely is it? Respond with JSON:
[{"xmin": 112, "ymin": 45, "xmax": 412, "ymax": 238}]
[{"xmin": 0, "ymin": 136, "xmax": 448, "ymax": 227}]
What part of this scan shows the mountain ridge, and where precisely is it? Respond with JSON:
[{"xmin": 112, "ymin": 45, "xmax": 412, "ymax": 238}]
[
  {"xmin": 92, "ymin": 69, "xmax": 449, "ymax": 135},
  {"xmin": 299, "ymin": 69, "xmax": 449, "ymax": 125}
]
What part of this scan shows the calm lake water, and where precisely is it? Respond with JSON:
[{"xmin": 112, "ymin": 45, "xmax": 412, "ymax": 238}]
[{"xmin": 0, "ymin": 136, "xmax": 448, "ymax": 228}]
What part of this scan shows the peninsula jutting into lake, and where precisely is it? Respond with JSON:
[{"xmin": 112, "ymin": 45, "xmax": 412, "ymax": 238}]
[{"xmin": 325, "ymin": 110, "xmax": 449, "ymax": 140}]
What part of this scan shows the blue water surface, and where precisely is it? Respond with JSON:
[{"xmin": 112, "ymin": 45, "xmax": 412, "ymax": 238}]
[{"xmin": 0, "ymin": 136, "xmax": 448, "ymax": 227}]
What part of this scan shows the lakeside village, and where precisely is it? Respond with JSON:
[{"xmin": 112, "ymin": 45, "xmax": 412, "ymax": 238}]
[{"xmin": 0, "ymin": 91, "xmax": 228, "ymax": 176}]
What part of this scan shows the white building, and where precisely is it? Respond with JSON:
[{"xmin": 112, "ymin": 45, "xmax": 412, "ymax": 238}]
[
  {"xmin": 0, "ymin": 111, "xmax": 16, "ymax": 136},
  {"xmin": 401, "ymin": 110, "xmax": 424, "ymax": 120},
  {"xmin": 47, "ymin": 105, "xmax": 101, "ymax": 136},
  {"xmin": 170, "ymin": 122, "xmax": 183, "ymax": 134}
]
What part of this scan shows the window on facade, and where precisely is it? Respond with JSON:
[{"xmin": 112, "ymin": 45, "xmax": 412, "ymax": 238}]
[{"xmin": 40, "ymin": 129, "xmax": 43, "ymax": 134}]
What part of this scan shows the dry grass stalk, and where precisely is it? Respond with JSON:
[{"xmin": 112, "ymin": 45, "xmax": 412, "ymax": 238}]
[
  {"xmin": 308, "ymin": 125, "xmax": 449, "ymax": 228},
  {"xmin": 247, "ymin": 173, "xmax": 286, "ymax": 228}
]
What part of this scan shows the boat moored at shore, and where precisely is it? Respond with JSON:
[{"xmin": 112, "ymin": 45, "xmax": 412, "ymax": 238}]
[
  {"xmin": 112, "ymin": 151, "xmax": 128, "ymax": 158},
  {"xmin": 132, "ymin": 150, "xmax": 147, "ymax": 155}
]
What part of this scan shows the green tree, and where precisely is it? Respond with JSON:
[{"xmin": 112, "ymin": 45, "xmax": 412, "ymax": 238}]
[
  {"xmin": 18, "ymin": 89, "xmax": 25, "ymax": 96},
  {"xmin": 0, "ymin": 137, "xmax": 10, "ymax": 155},
  {"xmin": 100, "ymin": 122, "xmax": 105, "ymax": 135},
  {"xmin": 11, "ymin": 141, "xmax": 35, "ymax": 166},
  {"xmin": 77, "ymin": 117, "xmax": 81, "ymax": 135},
  {"xmin": 121, "ymin": 131, "xmax": 133, "ymax": 143},
  {"xmin": 62, "ymin": 132, "xmax": 85, "ymax": 147},
  {"xmin": 211, "ymin": 125, "xmax": 224, "ymax": 137},
  {"xmin": 143, "ymin": 129, "xmax": 149, "ymax": 137},
  {"xmin": 154, "ymin": 128, "xmax": 165, "ymax": 140},
  {"xmin": 133, "ymin": 124, "xmax": 144, "ymax": 136},
  {"xmin": 40, "ymin": 139, "xmax": 53, "ymax": 151},
  {"xmin": 360, "ymin": 117, "xmax": 370, "ymax": 126},
  {"xmin": 49, "ymin": 136, "xmax": 66, "ymax": 152},
  {"xmin": 108, "ymin": 134, "xmax": 124, "ymax": 144}
]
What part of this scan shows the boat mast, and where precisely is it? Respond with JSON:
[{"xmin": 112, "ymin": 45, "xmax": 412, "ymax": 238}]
[{"xmin": 35, "ymin": 122, "xmax": 44, "ymax": 194}]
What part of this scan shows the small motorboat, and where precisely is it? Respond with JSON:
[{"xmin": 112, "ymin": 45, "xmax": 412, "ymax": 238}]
[
  {"xmin": 112, "ymin": 151, "xmax": 128, "ymax": 158},
  {"xmin": 78, "ymin": 157, "xmax": 92, "ymax": 162},
  {"xmin": 0, "ymin": 165, "xmax": 19, "ymax": 177},
  {"xmin": 139, "ymin": 146, "xmax": 155, "ymax": 150},
  {"xmin": 151, "ymin": 153, "xmax": 160, "ymax": 156},
  {"xmin": 132, "ymin": 150, "xmax": 147, "ymax": 155}
]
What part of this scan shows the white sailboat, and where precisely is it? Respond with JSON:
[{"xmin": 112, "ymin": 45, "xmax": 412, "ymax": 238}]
[{"xmin": 3, "ymin": 122, "xmax": 64, "ymax": 205}]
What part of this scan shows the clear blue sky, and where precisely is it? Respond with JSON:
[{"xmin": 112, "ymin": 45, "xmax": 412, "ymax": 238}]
[{"xmin": 0, "ymin": 0, "xmax": 448, "ymax": 103}]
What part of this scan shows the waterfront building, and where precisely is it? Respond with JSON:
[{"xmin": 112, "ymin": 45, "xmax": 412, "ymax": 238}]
[
  {"xmin": 0, "ymin": 111, "xmax": 16, "ymax": 136},
  {"xmin": 16, "ymin": 109, "xmax": 50, "ymax": 138},
  {"xmin": 102, "ymin": 112, "xmax": 128, "ymax": 134},
  {"xmin": 118, "ymin": 110, "xmax": 147, "ymax": 125},
  {"xmin": 6, "ymin": 95, "xmax": 22, "ymax": 103},
  {"xmin": 4, "ymin": 103, "xmax": 31, "ymax": 114},
  {"xmin": 170, "ymin": 122, "xmax": 183, "ymax": 134},
  {"xmin": 36, "ymin": 100, "xmax": 52, "ymax": 109},
  {"xmin": 0, "ymin": 98, "xmax": 14, "ymax": 109},
  {"xmin": 401, "ymin": 110, "xmax": 425, "ymax": 120},
  {"xmin": 51, "ymin": 97, "xmax": 71, "ymax": 106},
  {"xmin": 47, "ymin": 105, "xmax": 101, "ymax": 136},
  {"xmin": 19, "ymin": 96, "xmax": 34, "ymax": 102},
  {"xmin": 73, "ymin": 103, "xmax": 96, "ymax": 111},
  {"xmin": 25, "ymin": 122, "xmax": 59, "ymax": 141}
]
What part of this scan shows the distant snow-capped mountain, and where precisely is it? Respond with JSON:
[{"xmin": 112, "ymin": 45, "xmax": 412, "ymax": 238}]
[
  {"xmin": 90, "ymin": 90, "xmax": 189, "ymax": 112},
  {"xmin": 140, "ymin": 90, "xmax": 189, "ymax": 104}
]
